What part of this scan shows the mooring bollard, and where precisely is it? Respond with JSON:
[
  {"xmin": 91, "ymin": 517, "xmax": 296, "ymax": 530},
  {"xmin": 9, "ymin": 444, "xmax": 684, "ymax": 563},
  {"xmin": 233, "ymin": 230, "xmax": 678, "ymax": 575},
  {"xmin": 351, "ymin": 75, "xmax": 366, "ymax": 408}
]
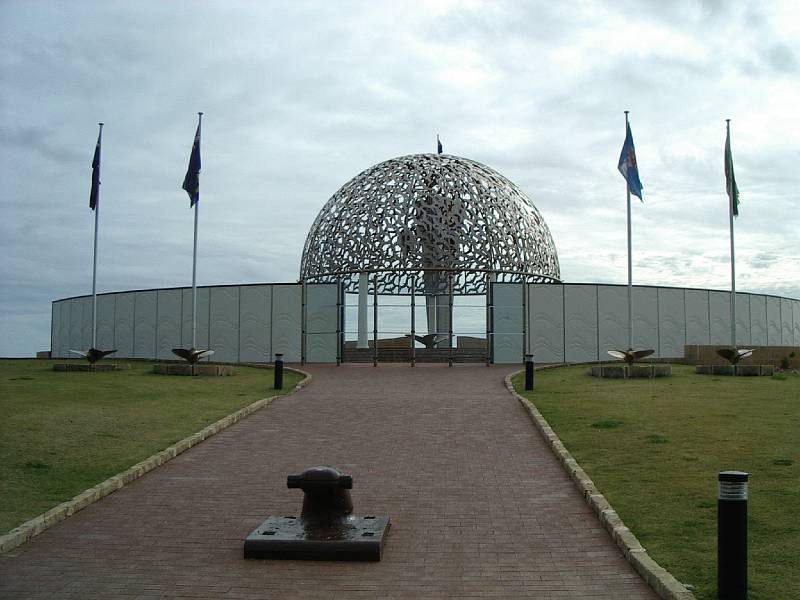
[
  {"xmin": 274, "ymin": 353, "xmax": 284, "ymax": 389},
  {"xmin": 718, "ymin": 470, "xmax": 748, "ymax": 600},
  {"xmin": 525, "ymin": 354, "xmax": 535, "ymax": 391}
]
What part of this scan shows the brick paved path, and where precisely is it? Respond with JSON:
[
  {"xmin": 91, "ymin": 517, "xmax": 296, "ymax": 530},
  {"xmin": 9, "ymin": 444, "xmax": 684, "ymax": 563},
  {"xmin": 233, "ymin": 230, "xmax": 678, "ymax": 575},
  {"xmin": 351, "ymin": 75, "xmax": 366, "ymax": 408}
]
[{"xmin": 1, "ymin": 365, "xmax": 656, "ymax": 599}]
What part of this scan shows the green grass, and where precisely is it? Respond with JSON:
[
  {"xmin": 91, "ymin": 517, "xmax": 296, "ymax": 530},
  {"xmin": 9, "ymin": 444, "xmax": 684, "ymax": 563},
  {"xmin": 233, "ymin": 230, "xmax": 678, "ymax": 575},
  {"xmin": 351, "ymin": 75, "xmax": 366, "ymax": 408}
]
[
  {"xmin": 513, "ymin": 365, "xmax": 799, "ymax": 600},
  {"xmin": 0, "ymin": 359, "xmax": 302, "ymax": 535}
]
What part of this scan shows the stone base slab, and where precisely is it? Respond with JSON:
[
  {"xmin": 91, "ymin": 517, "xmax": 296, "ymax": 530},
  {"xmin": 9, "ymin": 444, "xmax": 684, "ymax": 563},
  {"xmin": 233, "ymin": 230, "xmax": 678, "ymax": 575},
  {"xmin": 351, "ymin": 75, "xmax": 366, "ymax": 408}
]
[
  {"xmin": 590, "ymin": 365, "xmax": 673, "ymax": 379},
  {"xmin": 695, "ymin": 364, "xmax": 774, "ymax": 376},
  {"xmin": 53, "ymin": 363, "xmax": 131, "ymax": 372},
  {"xmin": 152, "ymin": 363, "xmax": 234, "ymax": 376}
]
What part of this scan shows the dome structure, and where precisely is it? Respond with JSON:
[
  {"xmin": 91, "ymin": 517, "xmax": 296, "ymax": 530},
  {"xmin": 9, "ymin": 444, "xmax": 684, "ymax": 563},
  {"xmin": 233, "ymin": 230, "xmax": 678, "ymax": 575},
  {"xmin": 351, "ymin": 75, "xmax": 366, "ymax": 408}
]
[{"xmin": 300, "ymin": 153, "xmax": 560, "ymax": 295}]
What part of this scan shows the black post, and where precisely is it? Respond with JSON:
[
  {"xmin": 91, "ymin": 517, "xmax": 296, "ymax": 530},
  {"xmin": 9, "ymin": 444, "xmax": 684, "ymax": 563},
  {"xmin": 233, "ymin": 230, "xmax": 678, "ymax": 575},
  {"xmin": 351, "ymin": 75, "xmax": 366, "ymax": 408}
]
[
  {"xmin": 525, "ymin": 354, "xmax": 535, "ymax": 391},
  {"xmin": 718, "ymin": 470, "xmax": 748, "ymax": 600},
  {"xmin": 274, "ymin": 353, "xmax": 284, "ymax": 390}
]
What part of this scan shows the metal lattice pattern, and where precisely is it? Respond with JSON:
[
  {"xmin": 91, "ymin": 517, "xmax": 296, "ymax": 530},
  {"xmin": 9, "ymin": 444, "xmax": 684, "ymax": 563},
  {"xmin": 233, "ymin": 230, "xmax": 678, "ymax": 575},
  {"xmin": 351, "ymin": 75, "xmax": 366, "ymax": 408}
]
[{"xmin": 300, "ymin": 154, "xmax": 560, "ymax": 294}]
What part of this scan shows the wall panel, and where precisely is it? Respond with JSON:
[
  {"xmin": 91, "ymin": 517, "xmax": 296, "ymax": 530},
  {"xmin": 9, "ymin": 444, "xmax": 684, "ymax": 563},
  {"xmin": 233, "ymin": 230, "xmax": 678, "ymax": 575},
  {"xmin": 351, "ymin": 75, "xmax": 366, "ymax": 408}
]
[
  {"xmin": 658, "ymin": 288, "xmax": 685, "ymax": 357},
  {"xmin": 181, "ymin": 287, "xmax": 209, "ymax": 351},
  {"xmin": 564, "ymin": 285, "xmax": 597, "ymax": 362},
  {"xmin": 492, "ymin": 283, "xmax": 523, "ymax": 363},
  {"xmin": 766, "ymin": 296, "xmax": 781, "ymax": 345},
  {"xmin": 794, "ymin": 300, "xmax": 800, "ymax": 346},
  {"xmin": 68, "ymin": 297, "xmax": 84, "ymax": 351},
  {"xmin": 749, "ymin": 294, "xmax": 767, "ymax": 346},
  {"xmin": 528, "ymin": 284, "xmax": 564, "ymax": 363},
  {"xmin": 709, "ymin": 291, "xmax": 731, "ymax": 345},
  {"xmin": 597, "ymin": 286, "xmax": 627, "ymax": 357},
  {"xmin": 685, "ymin": 289, "xmax": 710, "ymax": 346},
  {"xmin": 781, "ymin": 298, "xmax": 793, "ymax": 345},
  {"xmin": 96, "ymin": 294, "xmax": 116, "ymax": 350},
  {"xmin": 51, "ymin": 302, "xmax": 63, "ymax": 357},
  {"xmin": 133, "ymin": 291, "xmax": 157, "ymax": 358},
  {"xmin": 209, "ymin": 287, "xmax": 240, "ymax": 363},
  {"xmin": 271, "ymin": 285, "xmax": 302, "ymax": 362},
  {"xmin": 305, "ymin": 284, "xmax": 338, "ymax": 363},
  {"xmin": 114, "ymin": 293, "xmax": 135, "ymax": 358},
  {"xmin": 735, "ymin": 293, "xmax": 751, "ymax": 346},
  {"xmin": 156, "ymin": 289, "xmax": 182, "ymax": 360},
  {"xmin": 239, "ymin": 285, "xmax": 271, "ymax": 363},
  {"xmin": 632, "ymin": 287, "xmax": 658, "ymax": 354}
]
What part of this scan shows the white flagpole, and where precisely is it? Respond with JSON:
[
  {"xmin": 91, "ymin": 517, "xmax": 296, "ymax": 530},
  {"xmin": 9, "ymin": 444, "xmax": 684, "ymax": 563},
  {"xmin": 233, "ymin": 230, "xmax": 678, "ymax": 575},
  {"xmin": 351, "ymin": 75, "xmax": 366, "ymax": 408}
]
[
  {"xmin": 91, "ymin": 122, "xmax": 103, "ymax": 349},
  {"xmin": 625, "ymin": 111, "xmax": 633, "ymax": 350},
  {"xmin": 191, "ymin": 112, "xmax": 202, "ymax": 349},
  {"xmin": 727, "ymin": 119, "xmax": 736, "ymax": 348}
]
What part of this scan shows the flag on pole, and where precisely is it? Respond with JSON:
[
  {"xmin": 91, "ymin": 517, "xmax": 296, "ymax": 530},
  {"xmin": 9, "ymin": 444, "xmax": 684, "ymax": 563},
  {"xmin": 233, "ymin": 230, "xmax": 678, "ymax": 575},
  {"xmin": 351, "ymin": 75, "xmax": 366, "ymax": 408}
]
[
  {"xmin": 182, "ymin": 121, "xmax": 201, "ymax": 207},
  {"xmin": 725, "ymin": 126, "xmax": 740, "ymax": 216},
  {"xmin": 618, "ymin": 122, "xmax": 643, "ymax": 200},
  {"xmin": 89, "ymin": 130, "xmax": 101, "ymax": 210},
  {"xmin": 437, "ymin": 135, "xmax": 443, "ymax": 155}
]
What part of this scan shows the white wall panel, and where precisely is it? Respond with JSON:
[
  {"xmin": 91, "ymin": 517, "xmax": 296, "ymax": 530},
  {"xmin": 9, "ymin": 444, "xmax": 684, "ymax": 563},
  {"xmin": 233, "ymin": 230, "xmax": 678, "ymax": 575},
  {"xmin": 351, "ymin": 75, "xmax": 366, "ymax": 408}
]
[
  {"xmin": 766, "ymin": 296, "xmax": 781, "ymax": 345},
  {"xmin": 780, "ymin": 298, "xmax": 793, "ymax": 345},
  {"xmin": 794, "ymin": 300, "xmax": 800, "ymax": 346},
  {"xmin": 68, "ymin": 297, "xmax": 84, "ymax": 351},
  {"xmin": 632, "ymin": 287, "xmax": 658, "ymax": 354},
  {"xmin": 209, "ymin": 286, "xmax": 240, "ymax": 363},
  {"xmin": 564, "ymin": 285, "xmax": 597, "ymax": 362},
  {"xmin": 734, "ymin": 293, "xmax": 751, "ymax": 346},
  {"xmin": 597, "ymin": 286, "xmax": 627, "ymax": 357},
  {"xmin": 57, "ymin": 300, "xmax": 71, "ymax": 357},
  {"xmin": 305, "ymin": 284, "xmax": 338, "ymax": 362},
  {"xmin": 96, "ymin": 294, "xmax": 116, "ymax": 350},
  {"xmin": 51, "ymin": 302, "xmax": 63, "ymax": 357},
  {"xmin": 492, "ymin": 283, "xmax": 523, "ymax": 363},
  {"xmin": 658, "ymin": 288, "xmax": 685, "ymax": 357},
  {"xmin": 272, "ymin": 284, "xmax": 302, "ymax": 362},
  {"xmin": 181, "ymin": 287, "xmax": 209, "ymax": 351},
  {"xmin": 156, "ymin": 289, "xmax": 182, "ymax": 360},
  {"xmin": 80, "ymin": 296, "xmax": 93, "ymax": 350},
  {"xmin": 239, "ymin": 285, "xmax": 271, "ymax": 363},
  {"xmin": 114, "ymin": 293, "xmax": 135, "ymax": 358},
  {"xmin": 709, "ymin": 291, "xmax": 731, "ymax": 345},
  {"xmin": 749, "ymin": 294, "xmax": 767, "ymax": 345},
  {"xmin": 685, "ymin": 289, "xmax": 710, "ymax": 345},
  {"xmin": 133, "ymin": 291, "xmax": 157, "ymax": 358},
  {"xmin": 528, "ymin": 284, "xmax": 564, "ymax": 363}
]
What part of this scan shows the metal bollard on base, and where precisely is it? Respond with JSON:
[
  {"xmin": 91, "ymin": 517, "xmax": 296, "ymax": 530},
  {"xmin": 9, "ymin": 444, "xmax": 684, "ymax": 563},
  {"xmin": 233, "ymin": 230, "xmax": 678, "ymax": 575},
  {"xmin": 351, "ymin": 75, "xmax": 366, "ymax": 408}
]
[
  {"xmin": 274, "ymin": 353, "xmax": 284, "ymax": 390},
  {"xmin": 718, "ymin": 470, "xmax": 748, "ymax": 600},
  {"xmin": 525, "ymin": 354, "xmax": 535, "ymax": 391}
]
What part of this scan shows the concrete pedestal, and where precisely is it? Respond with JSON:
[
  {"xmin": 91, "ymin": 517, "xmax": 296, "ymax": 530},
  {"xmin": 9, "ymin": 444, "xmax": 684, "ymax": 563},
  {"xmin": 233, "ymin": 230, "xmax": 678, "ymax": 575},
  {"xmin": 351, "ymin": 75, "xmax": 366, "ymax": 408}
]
[
  {"xmin": 152, "ymin": 363, "xmax": 234, "ymax": 376},
  {"xmin": 695, "ymin": 364, "xmax": 774, "ymax": 376},
  {"xmin": 53, "ymin": 363, "xmax": 130, "ymax": 372},
  {"xmin": 590, "ymin": 364, "xmax": 672, "ymax": 379}
]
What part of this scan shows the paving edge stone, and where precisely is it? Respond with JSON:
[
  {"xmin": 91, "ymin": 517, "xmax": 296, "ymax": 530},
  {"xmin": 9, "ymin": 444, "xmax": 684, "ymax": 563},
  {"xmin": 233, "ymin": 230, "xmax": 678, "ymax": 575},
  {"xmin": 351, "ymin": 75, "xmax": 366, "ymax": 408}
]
[
  {"xmin": 505, "ymin": 369, "xmax": 696, "ymax": 600},
  {"xmin": 0, "ymin": 367, "xmax": 312, "ymax": 554}
]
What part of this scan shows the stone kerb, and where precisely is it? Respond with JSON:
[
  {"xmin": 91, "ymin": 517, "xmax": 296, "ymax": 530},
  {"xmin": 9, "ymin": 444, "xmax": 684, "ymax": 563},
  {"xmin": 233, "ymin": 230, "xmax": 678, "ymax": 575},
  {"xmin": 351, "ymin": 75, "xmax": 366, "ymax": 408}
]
[
  {"xmin": 0, "ymin": 367, "xmax": 311, "ymax": 554},
  {"xmin": 505, "ymin": 369, "xmax": 695, "ymax": 600}
]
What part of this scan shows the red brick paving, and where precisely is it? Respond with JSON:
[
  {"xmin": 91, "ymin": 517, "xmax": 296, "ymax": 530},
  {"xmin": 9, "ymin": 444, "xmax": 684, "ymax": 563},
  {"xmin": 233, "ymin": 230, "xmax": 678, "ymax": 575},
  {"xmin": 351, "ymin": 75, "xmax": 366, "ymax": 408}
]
[{"xmin": 0, "ymin": 364, "xmax": 657, "ymax": 599}]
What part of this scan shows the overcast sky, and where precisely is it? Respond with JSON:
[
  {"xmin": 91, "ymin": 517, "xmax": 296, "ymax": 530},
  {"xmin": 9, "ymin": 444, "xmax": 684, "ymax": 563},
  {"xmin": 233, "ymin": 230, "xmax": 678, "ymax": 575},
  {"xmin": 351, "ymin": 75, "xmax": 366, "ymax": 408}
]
[{"xmin": 1, "ymin": 0, "xmax": 798, "ymax": 357}]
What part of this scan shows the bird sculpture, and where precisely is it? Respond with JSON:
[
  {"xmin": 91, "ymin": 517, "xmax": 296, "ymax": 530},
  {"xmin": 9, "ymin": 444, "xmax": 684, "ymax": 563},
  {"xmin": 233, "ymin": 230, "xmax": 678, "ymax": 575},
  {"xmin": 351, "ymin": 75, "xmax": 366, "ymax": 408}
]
[
  {"xmin": 607, "ymin": 348, "xmax": 655, "ymax": 365},
  {"xmin": 171, "ymin": 348, "xmax": 215, "ymax": 364},
  {"xmin": 413, "ymin": 333, "xmax": 446, "ymax": 348},
  {"xmin": 69, "ymin": 348, "xmax": 117, "ymax": 364},
  {"xmin": 716, "ymin": 347, "xmax": 753, "ymax": 365}
]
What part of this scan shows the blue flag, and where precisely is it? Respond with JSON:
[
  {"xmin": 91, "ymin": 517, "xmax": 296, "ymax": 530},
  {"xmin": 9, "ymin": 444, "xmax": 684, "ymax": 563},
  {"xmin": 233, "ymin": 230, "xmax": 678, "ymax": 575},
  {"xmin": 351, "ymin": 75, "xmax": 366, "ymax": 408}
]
[
  {"xmin": 182, "ymin": 121, "xmax": 201, "ymax": 207},
  {"xmin": 618, "ymin": 122, "xmax": 643, "ymax": 200},
  {"xmin": 89, "ymin": 130, "xmax": 101, "ymax": 210}
]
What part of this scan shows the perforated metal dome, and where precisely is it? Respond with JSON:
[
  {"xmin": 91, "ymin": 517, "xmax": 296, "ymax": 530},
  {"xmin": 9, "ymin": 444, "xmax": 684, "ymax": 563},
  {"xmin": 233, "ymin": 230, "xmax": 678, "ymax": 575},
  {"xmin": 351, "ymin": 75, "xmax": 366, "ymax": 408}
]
[{"xmin": 300, "ymin": 153, "xmax": 560, "ymax": 294}]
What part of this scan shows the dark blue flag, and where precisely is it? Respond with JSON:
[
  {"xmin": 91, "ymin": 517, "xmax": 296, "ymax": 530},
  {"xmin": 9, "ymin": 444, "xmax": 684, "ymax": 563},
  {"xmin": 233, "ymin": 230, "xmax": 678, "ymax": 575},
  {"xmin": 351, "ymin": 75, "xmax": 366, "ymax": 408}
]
[
  {"xmin": 437, "ymin": 135, "xmax": 443, "ymax": 155},
  {"xmin": 89, "ymin": 130, "xmax": 101, "ymax": 210},
  {"xmin": 618, "ymin": 122, "xmax": 643, "ymax": 201},
  {"xmin": 182, "ymin": 121, "xmax": 201, "ymax": 207}
]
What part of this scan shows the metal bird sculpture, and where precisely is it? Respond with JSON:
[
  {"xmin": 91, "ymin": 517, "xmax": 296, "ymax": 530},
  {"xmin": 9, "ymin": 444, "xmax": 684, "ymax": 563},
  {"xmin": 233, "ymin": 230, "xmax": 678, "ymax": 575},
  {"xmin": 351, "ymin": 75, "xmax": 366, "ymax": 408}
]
[
  {"xmin": 69, "ymin": 348, "xmax": 118, "ymax": 364},
  {"xmin": 607, "ymin": 348, "xmax": 655, "ymax": 365},
  {"xmin": 716, "ymin": 347, "xmax": 753, "ymax": 365},
  {"xmin": 414, "ymin": 334, "xmax": 446, "ymax": 348},
  {"xmin": 171, "ymin": 348, "xmax": 215, "ymax": 364}
]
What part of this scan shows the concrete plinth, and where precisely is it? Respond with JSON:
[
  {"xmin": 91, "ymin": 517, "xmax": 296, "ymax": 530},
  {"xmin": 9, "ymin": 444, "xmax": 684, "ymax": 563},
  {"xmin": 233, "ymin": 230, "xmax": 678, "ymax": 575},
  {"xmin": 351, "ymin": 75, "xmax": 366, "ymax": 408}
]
[
  {"xmin": 152, "ymin": 363, "xmax": 234, "ymax": 376},
  {"xmin": 695, "ymin": 364, "xmax": 774, "ymax": 376},
  {"xmin": 53, "ymin": 363, "xmax": 131, "ymax": 372},
  {"xmin": 590, "ymin": 364, "xmax": 672, "ymax": 379}
]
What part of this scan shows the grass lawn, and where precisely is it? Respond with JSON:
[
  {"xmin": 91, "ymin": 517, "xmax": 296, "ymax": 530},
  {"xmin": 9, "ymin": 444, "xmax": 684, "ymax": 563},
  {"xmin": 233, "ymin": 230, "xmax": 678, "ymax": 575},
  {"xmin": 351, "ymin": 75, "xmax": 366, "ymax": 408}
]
[
  {"xmin": 0, "ymin": 359, "xmax": 303, "ymax": 535},
  {"xmin": 513, "ymin": 365, "xmax": 799, "ymax": 600}
]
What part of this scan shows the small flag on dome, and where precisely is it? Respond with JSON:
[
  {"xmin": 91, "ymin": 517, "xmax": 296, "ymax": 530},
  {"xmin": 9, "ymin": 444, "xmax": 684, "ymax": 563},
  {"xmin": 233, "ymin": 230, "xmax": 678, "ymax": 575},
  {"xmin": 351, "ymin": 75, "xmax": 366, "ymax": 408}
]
[{"xmin": 437, "ymin": 134, "xmax": 443, "ymax": 155}]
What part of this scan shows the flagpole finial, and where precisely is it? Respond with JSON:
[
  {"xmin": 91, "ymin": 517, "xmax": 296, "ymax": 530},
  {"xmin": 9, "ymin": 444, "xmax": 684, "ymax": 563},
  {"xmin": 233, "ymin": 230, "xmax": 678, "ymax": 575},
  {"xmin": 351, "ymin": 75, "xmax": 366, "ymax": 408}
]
[{"xmin": 98, "ymin": 122, "xmax": 104, "ymax": 127}]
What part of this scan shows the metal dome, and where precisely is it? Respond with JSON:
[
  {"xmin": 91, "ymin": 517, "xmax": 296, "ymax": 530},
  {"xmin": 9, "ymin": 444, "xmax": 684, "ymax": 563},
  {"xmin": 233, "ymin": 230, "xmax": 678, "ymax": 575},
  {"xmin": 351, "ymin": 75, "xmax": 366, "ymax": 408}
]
[{"xmin": 300, "ymin": 153, "xmax": 560, "ymax": 294}]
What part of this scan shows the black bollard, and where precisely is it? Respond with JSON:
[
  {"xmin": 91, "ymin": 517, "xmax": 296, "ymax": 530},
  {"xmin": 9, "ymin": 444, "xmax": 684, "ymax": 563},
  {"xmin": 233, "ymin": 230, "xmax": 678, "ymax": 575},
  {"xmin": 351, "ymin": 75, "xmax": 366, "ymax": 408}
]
[
  {"xmin": 718, "ymin": 471, "xmax": 748, "ymax": 600},
  {"xmin": 274, "ymin": 353, "xmax": 284, "ymax": 390},
  {"xmin": 525, "ymin": 354, "xmax": 535, "ymax": 391}
]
